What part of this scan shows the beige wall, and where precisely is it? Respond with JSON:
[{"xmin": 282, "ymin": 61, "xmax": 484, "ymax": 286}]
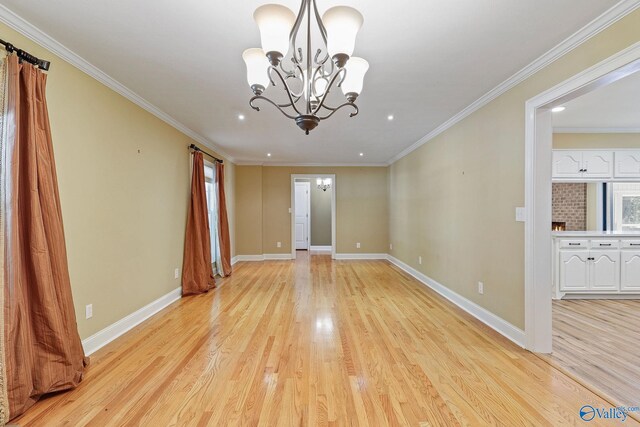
[
  {"xmin": 554, "ymin": 133, "xmax": 640, "ymax": 149},
  {"xmin": 235, "ymin": 166, "xmax": 388, "ymax": 254},
  {"xmin": 0, "ymin": 22, "xmax": 235, "ymax": 340},
  {"xmin": 310, "ymin": 184, "xmax": 332, "ymax": 246},
  {"xmin": 389, "ymin": 10, "xmax": 640, "ymax": 330}
]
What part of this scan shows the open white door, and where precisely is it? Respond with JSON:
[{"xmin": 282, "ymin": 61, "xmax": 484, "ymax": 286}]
[{"xmin": 294, "ymin": 182, "xmax": 310, "ymax": 250}]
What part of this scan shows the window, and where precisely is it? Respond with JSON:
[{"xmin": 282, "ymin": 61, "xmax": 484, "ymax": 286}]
[
  {"xmin": 611, "ymin": 183, "xmax": 640, "ymax": 231},
  {"xmin": 204, "ymin": 163, "xmax": 221, "ymax": 274}
]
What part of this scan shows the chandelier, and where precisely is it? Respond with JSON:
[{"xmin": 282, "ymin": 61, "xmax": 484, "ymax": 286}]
[
  {"xmin": 316, "ymin": 177, "xmax": 331, "ymax": 191},
  {"xmin": 242, "ymin": 1, "xmax": 368, "ymax": 134}
]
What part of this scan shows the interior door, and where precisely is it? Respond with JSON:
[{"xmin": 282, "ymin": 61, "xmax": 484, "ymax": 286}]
[{"xmin": 295, "ymin": 182, "xmax": 310, "ymax": 250}]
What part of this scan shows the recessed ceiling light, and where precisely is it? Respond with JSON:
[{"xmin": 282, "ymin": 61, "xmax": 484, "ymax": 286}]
[
  {"xmin": 551, "ymin": 106, "xmax": 566, "ymax": 113},
  {"xmin": 238, "ymin": 114, "xmax": 245, "ymax": 120},
  {"xmin": 267, "ymin": 153, "xmax": 272, "ymax": 157},
  {"xmin": 387, "ymin": 115, "xmax": 394, "ymax": 121},
  {"xmin": 359, "ymin": 152, "xmax": 364, "ymax": 156}
]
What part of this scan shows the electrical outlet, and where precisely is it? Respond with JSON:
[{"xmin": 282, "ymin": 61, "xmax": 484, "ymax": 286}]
[
  {"xmin": 478, "ymin": 282, "xmax": 484, "ymax": 294},
  {"xmin": 85, "ymin": 304, "xmax": 93, "ymax": 319},
  {"xmin": 515, "ymin": 207, "xmax": 526, "ymax": 222},
  {"xmin": 356, "ymin": 242, "xmax": 361, "ymax": 249},
  {"xmin": 418, "ymin": 256, "xmax": 422, "ymax": 265},
  {"xmin": 389, "ymin": 243, "xmax": 393, "ymax": 250},
  {"xmin": 174, "ymin": 268, "xmax": 179, "ymax": 279},
  {"xmin": 277, "ymin": 241, "xmax": 282, "ymax": 248}
]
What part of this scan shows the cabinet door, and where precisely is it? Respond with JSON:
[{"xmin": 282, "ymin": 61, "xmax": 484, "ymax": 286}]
[
  {"xmin": 620, "ymin": 251, "xmax": 640, "ymax": 291},
  {"xmin": 552, "ymin": 151, "xmax": 583, "ymax": 179},
  {"xmin": 582, "ymin": 151, "xmax": 613, "ymax": 179},
  {"xmin": 559, "ymin": 251, "xmax": 589, "ymax": 291},
  {"xmin": 590, "ymin": 250, "xmax": 619, "ymax": 291},
  {"xmin": 614, "ymin": 151, "xmax": 640, "ymax": 179}
]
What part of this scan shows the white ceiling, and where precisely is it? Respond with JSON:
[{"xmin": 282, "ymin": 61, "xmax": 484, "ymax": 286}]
[
  {"xmin": 553, "ymin": 69, "xmax": 640, "ymax": 132},
  {"xmin": 0, "ymin": 0, "xmax": 621, "ymax": 163}
]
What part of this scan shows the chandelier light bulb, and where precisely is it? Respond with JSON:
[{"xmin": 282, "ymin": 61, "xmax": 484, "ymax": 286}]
[
  {"xmin": 242, "ymin": 48, "xmax": 271, "ymax": 94},
  {"xmin": 322, "ymin": 6, "xmax": 363, "ymax": 67},
  {"xmin": 254, "ymin": 4, "xmax": 296, "ymax": 66},
  {"xmin": 341, "ymin": 57, "xmax": 369, "ymax": 101}
]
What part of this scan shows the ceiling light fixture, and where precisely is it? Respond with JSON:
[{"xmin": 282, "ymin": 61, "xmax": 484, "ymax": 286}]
[
  {"xmin": 317, "ymin": 177, "xmax": 332, "ymax": 191},
  {"xmin": 238, "ymin": 113, "xmax": 246, "ymax": 120},
  {"xmin": 359, "ymin": 152, "xmax": 364, "ymax": 156},
  {"xmin": 243, "ymin": 1, "xmax": 367, "ymax": 135},
  {"xmin": 551, "ymin": 106, "xmax": 566, "ymax": 113},
  {"xmin": 387, "ymin": 114, "xmax": 394, "ymax": 121},
  {"xmin": 267, "ymin": 152, "xmax": 272, "ymax": 157}
]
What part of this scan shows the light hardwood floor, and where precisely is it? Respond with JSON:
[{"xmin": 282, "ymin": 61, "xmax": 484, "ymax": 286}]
[
  {"xmin": 14, "ymin": 254, "xmax": 635, "ymax": 426},
  {"xmin": 541, "ymin": 299, "xmax": 640, "ymax": 412}
]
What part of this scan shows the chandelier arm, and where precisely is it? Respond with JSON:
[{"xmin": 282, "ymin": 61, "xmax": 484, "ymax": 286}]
[
  {"xmin": 317, "ymin": 102, "xmax": 359, "ymax": 120},
  {"xmin": 289, "ymin": 0, "xmax": 308, "ymax": 63},
  {"xmin": 312, "ymin": 0, "xmax": 328, "ymax": 44},
  {"xmin": 311, "ymin": 67, "xmax": 346, "ymax": 114},
  {"xmin": 249, "ymin": 95, "xmax": 299, "ymax": 120},
  {"xmin": 279, "ymin": 58, "xmax": 297, "ymax": 77},
  {"xmin": 314, "ymin": 49, "xmax": 329, "ymax": 67},
  {"xmin": 268, "ymin": 66, "xmax": 305, "ymax": 116}
]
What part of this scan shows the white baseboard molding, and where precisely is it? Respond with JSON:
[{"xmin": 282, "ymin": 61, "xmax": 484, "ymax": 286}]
[
  {"xmin": 81, "ymin": 287, "xmax": 182, "ymax": 356},
  {"xmin": 334, "ymin": 253, "xmax": 388, "ymax": 260},
  {"xmin": 387, "ymin": 255, "xmax": 525, "ymax": 347},
  {"xmin": 562, "ymin": 293, "xmax": 640, "ymax": 300},
  {"xmin": 234, "ymin": 254, "xmax": 265, "ymax": 262},
  {"xmin": 310, "ymin": 245, "xmax": 332, "ymax": 252},
  {"xmin": 231, "ymin": 255, "xmax": 239, "ymax": 265},
  {"xmin": 264, "ymin": 253, "xmax": 293, "ymax": 260}
]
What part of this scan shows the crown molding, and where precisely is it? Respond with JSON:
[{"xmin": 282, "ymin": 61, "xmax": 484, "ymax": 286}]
[
  {"xmin": 0, "ymin": 4, "xmax": 235, "ymax": 162},
  {"xmin": 235, "ymin": 161, "xmax": 389, "ymax": 167},
  {"xmin": 386, "ymin": 0, "xmax": 640, "ymax": 165},
  {"xmin": 553, "ymin": 127, "xmax": 640, "ymax": 133}
]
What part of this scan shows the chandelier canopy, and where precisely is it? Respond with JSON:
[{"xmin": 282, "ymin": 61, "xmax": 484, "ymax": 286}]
[{"xmin": 243, "ymin": 1, "xmax": 368, "ymax": 134}]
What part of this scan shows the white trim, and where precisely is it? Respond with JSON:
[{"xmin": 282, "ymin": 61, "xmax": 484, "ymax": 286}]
[
  {"xmin": 264, "ymin": 253, "xmax": 293, "ymax": 260},
  {"xmin": 561, "ymin": 293, "xmax": 640, "ymax": 299},
  {"xmin": 291, "ymin": 174, "xmax": 336, "ymax": 260},
  {"xmin": 386, "ymin": 0, "xmax": 640, "ymax": 166},
  {"xmin": 525, "ymin": 41, "xmax": 640, "ymax": 353},
  {"xmin": 231, "ymin": 255, "xmax": 240, "ymax": 265},
  {"xmin": 81, "ymin": 287, "xmax": 182, "ymax": 356},
  {"xmin": 236, "ymin": 162, "xmax": 388, "ymax": 167},
  {"xmin": 553, "ymin": 127, "xmax": 640, "ymax": 133},
  {"xmin": 0, "ymin": 5, "xmax": 234, "ymax": 163},
  {"xmin": 310, "ymin": 245, "xmax": 332, "ymax": 252},
  {"xmin": 387, "ymin": 255, "xmax": 525, "ymax": 347},
  {"xmin": 234, "ymin": 254, "xmax": 266, "ymax": 262},
  {"xmin": 334, "ymin": 253, "xmax": 388, "ymax": 260}
]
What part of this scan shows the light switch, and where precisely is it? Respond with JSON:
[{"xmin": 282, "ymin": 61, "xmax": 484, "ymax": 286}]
[{"xmin": 515, "ymin": 207, "xmax": 526, "ymax": 222}]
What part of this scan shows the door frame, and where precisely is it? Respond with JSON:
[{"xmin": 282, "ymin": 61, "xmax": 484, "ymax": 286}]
[
  {"xmin": 291, "ymin": 174, "xmax": 336, "ymax": 260},
  {"xmin": 524, "ymin": 41, "xmax": 640, "ymax": 353},
  {"xmin": 294, "ymin": 180, "xmax": 311, "ymax": 251}
]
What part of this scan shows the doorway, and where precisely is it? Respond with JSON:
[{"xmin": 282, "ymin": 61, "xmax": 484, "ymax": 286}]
[{"xmin": 291, "ymin": 174, "xmax": 336, "ymax": 259}]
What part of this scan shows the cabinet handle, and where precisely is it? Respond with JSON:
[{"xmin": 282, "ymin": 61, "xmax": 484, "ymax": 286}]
[
  {"xmin": 600, "ymin": 243, "xmax": 612, "ymax": 246},
  {"xmin": 587, "ymin": 257, "xmax": 595, "ymax": 261},
  {"xmin": 568, "ymin": 243, "xmax": 581, "ymax": 246},
  {"xmin": 631, "ymin": 244, "xmax": 640, "ymax": 246}
]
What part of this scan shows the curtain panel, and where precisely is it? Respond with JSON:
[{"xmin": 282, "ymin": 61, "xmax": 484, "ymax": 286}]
[
  {"xmin": 1, "ymin": 55, "xmax": 87, "ymax": 422},
  {"xmin": 182, "ymin": 152, "xmax": 215, "ymax": 295},
  {"xmin": 215, "ymin": 162, "xmax": 232, "ymax": 277}
]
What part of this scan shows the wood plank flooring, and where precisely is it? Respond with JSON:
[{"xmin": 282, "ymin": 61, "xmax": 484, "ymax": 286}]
[
  {"xmin": 541, "ymin": 299, "xmax": 640, "ymax": 410},
  {"xmin": 14, "ymin": 254, "xmax": 635, "ymax": 426}
]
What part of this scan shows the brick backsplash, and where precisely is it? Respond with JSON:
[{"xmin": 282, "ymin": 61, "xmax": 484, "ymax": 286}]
[{"xmin": 552, "ymin": 183, "xmax": 587, "ymax": 231}]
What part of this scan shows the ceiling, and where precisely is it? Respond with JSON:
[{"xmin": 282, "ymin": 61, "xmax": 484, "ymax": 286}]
[
  {"xmin": 553, "ymin": 68, "xmax": 640, "ymax": 132},
  {"xmin": 0, "ymin": 0, "xmax": 621, "ymax": 164}
]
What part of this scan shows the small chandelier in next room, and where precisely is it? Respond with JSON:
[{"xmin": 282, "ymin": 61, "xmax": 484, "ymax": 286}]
[
  {"xmin": 317, "ymin": 178, "xmax": 331, "ymax": 191},
  {"xmin": 242, "ymin": 1, "xmax": 368, "ymax": 135}
]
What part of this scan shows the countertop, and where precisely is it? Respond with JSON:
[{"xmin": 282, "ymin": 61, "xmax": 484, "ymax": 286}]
[{"xmin": 552, "ymin": 230, "xmax": 640, "ymax": 238}]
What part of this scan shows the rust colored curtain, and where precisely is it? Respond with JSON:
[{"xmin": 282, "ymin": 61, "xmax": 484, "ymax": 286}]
[
  {"xmin": 216, "ymin": 162, "xmax": 232, "ymax": 277},
  {"xmin": 182, "ymin": 152, "xmax": 215, "ymax": 295},
  {"xmin": 2, "ymin": 55, "xmax": 87, "ymax": 421}
]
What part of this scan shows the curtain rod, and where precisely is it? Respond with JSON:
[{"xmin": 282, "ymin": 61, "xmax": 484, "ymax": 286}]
[
  {"xmin": 0, "ymin": 38, "xmax": 50, "ymax": 71},
  {"xmin": 188, "ymin": 144, "xmax": 223, "ymax": 163}
]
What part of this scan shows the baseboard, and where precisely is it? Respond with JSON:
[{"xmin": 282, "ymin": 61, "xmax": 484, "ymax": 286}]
[
  {"xmin": 264, "ymin": 253, "xmax": 293, "ymax": 260},
  {"xmin": 562, "ymin": 293, "xmax": 640, "ymax": 300},
  {"xmin": 310, "ymin": 245, "xmax": 332, "ymax": 252},
  {"xmin": 81, "ymin": 287, "xmax": 182, "ymax": 356},
  {"xmin": 334, "ymin": 253, "xmax": 388, "ymax": 260},
  {"xmin": 231, "ymin": 255, "xmax": 239, "ymax": 265},
  {"xmin": 386, "ymin": 255, "xmax": 525, "ymax": 347}
]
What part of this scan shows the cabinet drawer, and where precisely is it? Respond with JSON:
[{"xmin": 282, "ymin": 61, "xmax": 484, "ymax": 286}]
[
  {"xmin": 559, "ymin": 239, "xmax": 588, "ymax": 249},
  {"xmin": 622, "ymin": 240, "xmax": 640, "ymax": 249},
  {"xmin": 590, "ymin": 240, "xmax": 619, "ymax": 249}
]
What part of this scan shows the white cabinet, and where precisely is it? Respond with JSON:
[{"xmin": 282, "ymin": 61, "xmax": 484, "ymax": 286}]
[
  {"xmin": 559, "ymin": 251, "xmax": 589, "ymax": 291},
  {"xmin": 590, "ymin": 250, "xmax": 619, "ymax": 291},
  {"xmin": 620, "ymin": 250, "xmax": 640, "ymax": 291},
  {"xmin": 582, "ymin": 151, "xmax": 614, "ymax": 179},
  {"xmin": 552, "ymin": 150, "xmax": 613, "ymax": 180},
  {"xmin": 552, "ymin": 151, "xmax": 582, "ymax": 178},
  {"xmin": 614, "ymin": 150, "xmax": 640, "ymax": 179}
]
